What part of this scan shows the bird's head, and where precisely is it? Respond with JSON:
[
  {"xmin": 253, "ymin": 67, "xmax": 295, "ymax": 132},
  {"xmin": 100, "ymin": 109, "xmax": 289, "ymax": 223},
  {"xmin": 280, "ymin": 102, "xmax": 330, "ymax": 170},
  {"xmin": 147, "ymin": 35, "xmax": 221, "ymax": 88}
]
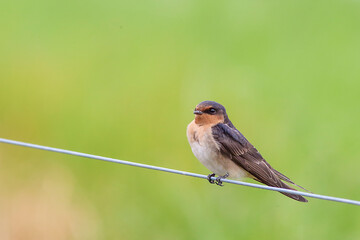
[{"xmin": 193, "ymin": 101, "xmax": 227, "ymax": 126}]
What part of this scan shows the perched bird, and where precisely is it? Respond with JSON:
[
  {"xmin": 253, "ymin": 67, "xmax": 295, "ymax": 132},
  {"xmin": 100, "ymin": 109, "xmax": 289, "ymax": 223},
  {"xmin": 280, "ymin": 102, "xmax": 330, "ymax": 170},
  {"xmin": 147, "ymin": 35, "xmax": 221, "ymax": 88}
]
[{"xmin": 187, "ymin": 100, "xmax": 309, "ymax": 202}]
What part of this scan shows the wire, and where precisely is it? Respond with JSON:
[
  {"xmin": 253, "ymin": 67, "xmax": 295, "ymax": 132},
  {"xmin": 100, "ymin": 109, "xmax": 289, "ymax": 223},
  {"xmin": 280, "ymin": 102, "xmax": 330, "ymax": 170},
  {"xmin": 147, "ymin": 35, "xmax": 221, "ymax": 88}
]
[{"xmin": 1, "ymin": 137, "xmax": 359, "ymax": 206}]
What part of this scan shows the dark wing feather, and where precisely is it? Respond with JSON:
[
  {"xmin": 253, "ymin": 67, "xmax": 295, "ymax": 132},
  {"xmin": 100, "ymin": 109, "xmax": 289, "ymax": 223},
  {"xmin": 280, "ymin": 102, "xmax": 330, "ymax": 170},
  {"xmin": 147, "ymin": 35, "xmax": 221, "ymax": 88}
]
[{"xmin": 212, "ymin": 123, "xmax": 308, "ymax": 202}]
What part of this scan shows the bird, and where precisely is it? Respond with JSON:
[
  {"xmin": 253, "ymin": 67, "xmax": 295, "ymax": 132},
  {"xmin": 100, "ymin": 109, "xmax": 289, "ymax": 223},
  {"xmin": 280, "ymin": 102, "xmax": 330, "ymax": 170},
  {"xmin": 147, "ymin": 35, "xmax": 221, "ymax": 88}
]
[{"xmin": 186, "ymin": 100, "xmax": 309, "ymax": 202}]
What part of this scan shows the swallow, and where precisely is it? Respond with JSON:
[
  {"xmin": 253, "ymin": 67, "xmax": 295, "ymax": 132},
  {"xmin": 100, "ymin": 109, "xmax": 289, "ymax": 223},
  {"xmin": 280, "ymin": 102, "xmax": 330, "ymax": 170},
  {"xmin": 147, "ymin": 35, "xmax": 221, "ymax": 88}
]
[{"xmin": 187, "ymin": 100, "xmax": 309, "ymax": 202}]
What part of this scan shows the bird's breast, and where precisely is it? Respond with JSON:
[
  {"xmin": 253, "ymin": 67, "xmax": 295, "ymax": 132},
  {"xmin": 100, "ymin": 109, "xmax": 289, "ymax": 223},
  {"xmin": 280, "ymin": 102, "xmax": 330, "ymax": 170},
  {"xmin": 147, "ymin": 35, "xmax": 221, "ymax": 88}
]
[
  {"xmin": 187, "ymin": 120, "xmax": 251, "ymax": 179},
  {"xmin": 187, "ymin": 121, "xmax": 228, "ymax": 175}
]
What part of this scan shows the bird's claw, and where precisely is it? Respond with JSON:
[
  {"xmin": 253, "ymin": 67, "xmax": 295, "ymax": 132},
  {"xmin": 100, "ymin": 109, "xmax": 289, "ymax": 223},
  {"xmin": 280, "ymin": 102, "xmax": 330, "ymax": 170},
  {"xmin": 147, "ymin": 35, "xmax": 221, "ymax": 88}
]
[
  {"xmin": 207, "ymin": 173, "xmax": 216, "ymax": 184},
  {"xmin": 215, "ymin": 173, "xmax": 229, "ymax": 187},
  {"xmin": 215, "ymin": 177, "xmax": 224, "ymax": 186}
]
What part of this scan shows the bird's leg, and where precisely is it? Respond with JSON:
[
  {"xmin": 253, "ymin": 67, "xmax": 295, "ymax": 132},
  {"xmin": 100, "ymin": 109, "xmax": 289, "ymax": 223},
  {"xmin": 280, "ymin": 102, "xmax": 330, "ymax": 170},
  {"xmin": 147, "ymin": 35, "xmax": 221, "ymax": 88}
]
[
  {"xmin": 215, "ymin": 173, "xmax": 229, "ymax": 187},
  {"xmin": 207, "ymin": 173, "xmax": 216, "ymax": 184}
]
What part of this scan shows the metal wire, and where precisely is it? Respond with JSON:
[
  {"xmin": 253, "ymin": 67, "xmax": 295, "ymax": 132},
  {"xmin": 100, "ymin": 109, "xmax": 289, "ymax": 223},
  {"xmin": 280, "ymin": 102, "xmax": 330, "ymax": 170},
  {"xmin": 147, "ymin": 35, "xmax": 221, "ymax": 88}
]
[{"xmin": 1, "ymin": 137, "xmax": 359, "ymax": 206}]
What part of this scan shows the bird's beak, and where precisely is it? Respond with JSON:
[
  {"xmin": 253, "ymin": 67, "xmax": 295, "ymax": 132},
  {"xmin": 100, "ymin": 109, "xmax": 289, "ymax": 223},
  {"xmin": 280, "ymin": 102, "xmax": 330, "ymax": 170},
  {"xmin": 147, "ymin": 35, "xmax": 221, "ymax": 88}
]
[{"xmin": 193, "ymin": 110, "xmax": 203, "ymax": 115}]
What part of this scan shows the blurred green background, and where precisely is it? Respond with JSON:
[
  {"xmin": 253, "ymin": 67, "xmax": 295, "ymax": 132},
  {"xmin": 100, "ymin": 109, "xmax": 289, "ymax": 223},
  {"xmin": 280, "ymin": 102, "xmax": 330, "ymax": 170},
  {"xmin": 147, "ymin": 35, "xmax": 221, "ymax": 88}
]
[{"xmin": 1, "ymin": 0, "xmax": 360, "ymax": 239}]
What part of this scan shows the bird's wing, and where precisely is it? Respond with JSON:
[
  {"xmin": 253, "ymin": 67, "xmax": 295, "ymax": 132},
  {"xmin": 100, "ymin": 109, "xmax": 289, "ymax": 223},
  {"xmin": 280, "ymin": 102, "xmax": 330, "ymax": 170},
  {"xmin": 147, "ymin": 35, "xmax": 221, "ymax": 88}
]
[{"xmin": 211, "ymin": 123, "xmax": 307, "ymax": 202}]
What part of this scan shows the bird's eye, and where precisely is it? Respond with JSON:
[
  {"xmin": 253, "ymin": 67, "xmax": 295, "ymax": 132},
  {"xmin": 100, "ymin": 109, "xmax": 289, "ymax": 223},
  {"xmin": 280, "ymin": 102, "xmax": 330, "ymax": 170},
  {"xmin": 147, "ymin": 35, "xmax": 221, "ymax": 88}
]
[{"xmin": 208, "ymin": 108, "xmax": 216, "ymax": 114}]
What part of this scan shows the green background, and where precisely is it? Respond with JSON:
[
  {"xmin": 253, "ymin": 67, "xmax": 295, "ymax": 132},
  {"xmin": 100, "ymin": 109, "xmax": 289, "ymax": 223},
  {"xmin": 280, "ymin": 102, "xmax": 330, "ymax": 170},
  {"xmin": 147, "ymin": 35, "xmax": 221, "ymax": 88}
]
[{"xmin": 1, "ymin": 0, "xmax": 360, "ymax": 239}]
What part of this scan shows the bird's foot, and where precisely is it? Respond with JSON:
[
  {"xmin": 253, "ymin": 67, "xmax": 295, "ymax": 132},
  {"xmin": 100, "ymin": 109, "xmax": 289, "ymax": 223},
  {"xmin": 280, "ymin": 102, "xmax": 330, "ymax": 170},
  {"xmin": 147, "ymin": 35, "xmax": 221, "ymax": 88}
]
[
  {"xmin": 207, "ymin": 173, "xmax": 216, "ymax": 184},
  {"xmin": 215, "ymin": 173, "xmax": 229, "ymax": 187}
]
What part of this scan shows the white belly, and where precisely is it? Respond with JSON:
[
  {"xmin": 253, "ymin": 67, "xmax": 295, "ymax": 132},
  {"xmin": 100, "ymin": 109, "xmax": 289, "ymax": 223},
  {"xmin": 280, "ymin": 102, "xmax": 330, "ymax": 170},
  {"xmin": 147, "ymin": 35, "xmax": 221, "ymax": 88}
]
[
  {"xmin": 187, "ymin": 122, "xmax": 250, "ymax": 179},
  {"xmin": 190, "ymin": 140, "xmax": 228, "ymax": 176}
]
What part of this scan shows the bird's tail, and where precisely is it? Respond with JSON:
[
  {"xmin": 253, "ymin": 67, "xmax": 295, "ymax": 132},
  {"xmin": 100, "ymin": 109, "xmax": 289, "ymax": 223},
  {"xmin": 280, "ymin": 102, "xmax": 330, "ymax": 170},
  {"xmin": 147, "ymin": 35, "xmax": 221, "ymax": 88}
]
[
  {"xmin": 276, "ymin": 181, "xmax": 308, "ymax": 202},
  {"xmin": 253, "ymin": 178, "xmax": 308, "ymax": 202},
  {"xmin": 272, "ymin": 168, "xmax": 312, "ymax": 193}
]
